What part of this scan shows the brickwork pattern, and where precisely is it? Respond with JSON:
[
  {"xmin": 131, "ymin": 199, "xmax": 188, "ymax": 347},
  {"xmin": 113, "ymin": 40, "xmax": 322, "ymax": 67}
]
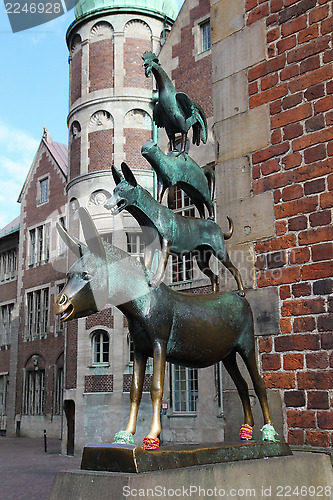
[
  {"xmin": 70, "ymin": 49, "xmax": 82, "ymax": 105},
  {"xmin": 124, "ymin": 128, "xmax": 152, "ymax": 168},
  {"xmin": 88, "ymin": 129, "xmax": 114, "ymax": 170},
  {"xmin": 123, "ymin": 373, "xmax": 152, "ymax": 392},
  {"xmin": 85, "ymin": 307, "xmax": 114, "ymax": 329},
  {"xmin": 246, "ymin": 0, "xmax": 333, "ymax": 447},
  {"xmin": 84, "ymin": 374, "xmax": 113, "ymax": 392},
  {"xmin": 172, "ymin": 0, "xmax": 213, "ymax": 118},
  {"xmin": 18, "ymin": 147, "xmax": 67, "ymax": 407},
  {"xmin": 66, "ymin": 320, "xmax": 78, "ymax": 389},
  {"xmin": 69, "ymin": 137, "xmax": 81, "ymax": 180},
  {"xmin": 124, "ymin": 38, "xmax": 152, "ymax": 89},
  {"xmin": 89, "ymin": 39, "xmax": 114, "ymax": 92}
]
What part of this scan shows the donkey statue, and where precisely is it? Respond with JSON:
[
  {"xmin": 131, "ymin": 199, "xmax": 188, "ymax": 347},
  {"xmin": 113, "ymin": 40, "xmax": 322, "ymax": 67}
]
[{"xmin": 54, "ymin": 207, "xmax": 277, "ymax": 450}]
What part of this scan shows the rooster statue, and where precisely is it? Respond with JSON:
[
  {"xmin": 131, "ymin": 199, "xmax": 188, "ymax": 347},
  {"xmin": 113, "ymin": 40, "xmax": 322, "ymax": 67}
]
[{"xmin": 142, "ymin": 51, "xmax": 207, "ymax": 153}]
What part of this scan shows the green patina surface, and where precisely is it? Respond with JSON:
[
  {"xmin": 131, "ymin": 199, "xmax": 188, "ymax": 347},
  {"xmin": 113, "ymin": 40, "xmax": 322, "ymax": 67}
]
[{"xmin": 75, "ymin": 0, "xmax": 178, "ymax": 21}]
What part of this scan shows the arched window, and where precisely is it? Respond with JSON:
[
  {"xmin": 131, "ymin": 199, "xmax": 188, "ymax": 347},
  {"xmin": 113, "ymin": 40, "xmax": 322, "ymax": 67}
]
[{"xmin": 92, "ymin": 330, "xmax": 109, "ymax": 365}]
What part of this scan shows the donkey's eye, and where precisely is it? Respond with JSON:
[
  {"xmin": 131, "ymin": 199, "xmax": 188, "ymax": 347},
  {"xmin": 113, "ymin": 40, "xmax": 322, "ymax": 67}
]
[{"xmin": 83, "ymin": 273, "xmax": 92, "ymax": 281}]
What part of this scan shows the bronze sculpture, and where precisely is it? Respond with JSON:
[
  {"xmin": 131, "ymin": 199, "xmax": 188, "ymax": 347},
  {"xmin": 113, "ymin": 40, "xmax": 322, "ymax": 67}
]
[
  {"xmin": 104, "ymin": 163, "xmax": 245, "ymax": 294},
  {"xmin": 55, "ymin": 208, "xmax": 276, "ymax": 451},
  {"xmin": 54, "ymin": 50, "xmax": 279, "ymax": 455},
  {"xmin": 141, "ymin": 140, "xmax": 214, "ymax": 219},
  {"xmin": 142, "ymin": 51, "xmax": 207, "ymax": 152}
]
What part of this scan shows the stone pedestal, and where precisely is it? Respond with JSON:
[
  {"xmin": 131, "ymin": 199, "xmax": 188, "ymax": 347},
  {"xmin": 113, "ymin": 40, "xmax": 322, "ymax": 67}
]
[{"xmin": 50, "ymin": 446, "xmax": 333, "ymax": 500}]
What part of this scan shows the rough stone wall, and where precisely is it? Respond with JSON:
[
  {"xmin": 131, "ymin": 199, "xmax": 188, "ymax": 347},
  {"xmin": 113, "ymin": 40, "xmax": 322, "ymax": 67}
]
[{"xmin": 244, "ymin": 0, "xmax": 333, "ymax": 448}]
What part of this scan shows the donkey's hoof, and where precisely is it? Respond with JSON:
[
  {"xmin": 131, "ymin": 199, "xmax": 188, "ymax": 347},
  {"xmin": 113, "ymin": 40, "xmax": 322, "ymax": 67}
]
[
  {"xmin": 113, "ymin": 430, "xmax": 134, "ymax": 445},
  {"xmin": 142, "ymin": 436, "xmax": 159, "ymax": 451},
  {"xmin": 261, "ymin": 424, "xmax": 279, "ymax": 442},
  {"xmin": 240, "ymin": 424, "xmax": 253, "ymax": 440}
]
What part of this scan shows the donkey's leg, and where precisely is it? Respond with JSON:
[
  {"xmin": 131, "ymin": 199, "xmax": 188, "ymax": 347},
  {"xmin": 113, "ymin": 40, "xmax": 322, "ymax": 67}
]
[
  {"xmin": 196, "ymin": 250, "xmax": 219, "ymax": 292},
  {"xmin": 223, "ymin": 252, "xmax": 245, "ymax": 296},
  {"xmin": 147, "ymin": 341, "xmax": 166, "ymax": 439},
  {"xmin": 239, "ymin": 348, "xmax": 272, "ymax": 426},
  {"xmin": 125, "ymin": 350, "xmax": 147, "ymax": 435},
  {"xmin": 222, "ymin": 350, "xmax": 254, "ymax": 427}
]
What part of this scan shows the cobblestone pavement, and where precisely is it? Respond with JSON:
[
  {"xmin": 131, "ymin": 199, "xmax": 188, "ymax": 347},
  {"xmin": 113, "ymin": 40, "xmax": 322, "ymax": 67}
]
[{"xmin": 0, "ymin": 437, "xmax": 81, "ymax": 500}]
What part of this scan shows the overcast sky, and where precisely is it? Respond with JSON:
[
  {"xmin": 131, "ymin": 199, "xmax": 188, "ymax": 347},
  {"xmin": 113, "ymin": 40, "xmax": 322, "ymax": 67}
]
[{"xmin": 0, "ymin": 0, "xmax": 184, "ymax": 229}]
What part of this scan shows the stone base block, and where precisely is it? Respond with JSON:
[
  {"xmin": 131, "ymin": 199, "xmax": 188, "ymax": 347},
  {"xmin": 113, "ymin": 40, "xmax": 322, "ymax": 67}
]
[{"xmin": 50, "ymin": 453, "xmax": 333, "ymax": 500}]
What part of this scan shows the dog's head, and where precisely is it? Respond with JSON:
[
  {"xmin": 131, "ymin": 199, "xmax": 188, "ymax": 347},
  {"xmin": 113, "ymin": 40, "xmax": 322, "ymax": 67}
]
[{"xmin": 104, "ymin": 163, "xmax": 138, "ymax": 215}]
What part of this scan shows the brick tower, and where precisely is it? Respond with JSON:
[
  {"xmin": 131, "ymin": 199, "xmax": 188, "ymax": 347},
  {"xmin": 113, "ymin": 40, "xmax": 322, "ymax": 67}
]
[{"xmin": 62, "ymin": 0, "xmax": 177, "ymax": 452}]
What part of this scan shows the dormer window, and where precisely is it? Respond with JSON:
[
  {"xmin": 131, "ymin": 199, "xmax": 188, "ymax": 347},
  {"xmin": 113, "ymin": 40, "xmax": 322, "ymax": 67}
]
[{"xmin": 39, "ymin": 177, "xmax": 49, "ymax": 205}]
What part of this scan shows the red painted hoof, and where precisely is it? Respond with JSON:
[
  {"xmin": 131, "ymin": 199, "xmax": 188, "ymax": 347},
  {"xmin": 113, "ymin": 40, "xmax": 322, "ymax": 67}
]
[
  {"xmin": 142, "ymin": 436, "xmax": 160, "ymax": 451},
  {"xmin": 240, "ymin": 424, "xmax": 253, "ymax": 440}
]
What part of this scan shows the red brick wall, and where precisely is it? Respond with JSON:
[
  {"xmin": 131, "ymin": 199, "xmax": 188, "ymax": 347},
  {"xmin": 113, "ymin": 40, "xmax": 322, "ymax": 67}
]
[
  {"xmin": 124, "ymin": 129, "xmax": 152, "ymax": 168},
  {"xmin": 88, "ymin": 129, "xmax": 114, "ymax": 170},
  {"xmin": 66, "ymin": 320, "xmax": 78, "ymax": 389},
  {"xmin": 70, "ymin": 49, "xmax": 82, "ymax": 106},
  {"xmin": 86, "ymin": 307, "xmax": 114, "ymax": 329},
  {"xmin": 84, "ymin": 374, "xmax": 113, "ymax": 392},
  {"xmin": 17, "ymin": 146, "xmax": 67, "ymax": 410},
  {"xmin": 246, "ymin": 0, "xmax": 333, "ymax": 448},
  {"xmin": 172, "ymin": 0, "xmax": 213, "ymax": 118},
  {"xmin": 124, "ymin": 38, "xmax": 152, "ymax": 89},
  {"xmin": 89, "ymin": 39, "xmax": 114, "ymax": 92},
  {"xmin": 69, "ymin": 137, "xmax": 81, "ymax": 180}
]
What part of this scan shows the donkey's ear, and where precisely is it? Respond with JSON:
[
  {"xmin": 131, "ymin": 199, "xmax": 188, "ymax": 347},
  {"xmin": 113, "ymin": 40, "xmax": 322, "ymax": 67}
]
[
  {"xmin": 112, "ymin": 165, "xmax": 123, "ymax": 186},
  {"xmin": 56, "ymin": 221, "xmax": 87, "ymax": 259},
  {"xmin": 121, "ymin": 162, "xmax": 137, "ymax": 187},
  {"xmin": 79, "ymin": 208, "xmax": 106, "ymax": 259}
]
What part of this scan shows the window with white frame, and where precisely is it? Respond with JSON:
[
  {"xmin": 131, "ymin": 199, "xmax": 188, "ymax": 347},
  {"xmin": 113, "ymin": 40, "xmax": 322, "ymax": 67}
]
[
  {"xmin": 26, "ymin": 288, "xmax": 49, "ymax": 340},
  {"xmin": 172, "ymin": 365, "xmax": 198, "ymax": 413},
  {"xmin": 0, "ymin": 375, "xmax": 6, "ymax": 415},
  {"xmin": 92, "ymin": 330, "xmax": 109, "ymax": 365},
  {"xmin": 201, "ymin": 21, "xmax": 211, "ymax": 52},
  {"xmin": 28, "ymin": 223, "xmax": 50, "ymax": 267},
  {"xmin": 1, "ymin": 304, "xmax": 14, "ymax": 346},
  {"xmin": 0, "ymin": 249, "xmax": 17, "ymax": 281},
  {"xmin": 39, "ymin": 177, "xmax": 49, "ymax": 204},
  {"xmin": 24, "ymin": 369, "xmax": 45, "ymax": 415},
  {"xmin": 171, "ymin": 188, "xmax": 195, "ymax": 283},
  {"xmin": 126, "ymin": 233, "xmax": 144, "ymax": 263}
]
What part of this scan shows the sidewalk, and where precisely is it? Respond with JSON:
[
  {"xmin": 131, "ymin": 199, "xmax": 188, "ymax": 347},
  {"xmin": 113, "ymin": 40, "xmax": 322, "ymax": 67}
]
[{"xmin": 0, "ymin": 437, "xmax": 81, "ymax": 500}]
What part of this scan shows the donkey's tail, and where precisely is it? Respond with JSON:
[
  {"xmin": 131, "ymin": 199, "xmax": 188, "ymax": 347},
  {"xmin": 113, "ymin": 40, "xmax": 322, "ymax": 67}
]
[{"xmin": 224, "ymin": 216, "xmax": 234, "ymax": 240}]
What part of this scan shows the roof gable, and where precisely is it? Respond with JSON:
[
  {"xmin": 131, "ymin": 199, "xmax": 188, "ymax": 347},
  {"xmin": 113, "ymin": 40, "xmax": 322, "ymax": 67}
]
[{"xmin": 18, "ymin": 129, "xmax": 68, "ymax": 202}]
